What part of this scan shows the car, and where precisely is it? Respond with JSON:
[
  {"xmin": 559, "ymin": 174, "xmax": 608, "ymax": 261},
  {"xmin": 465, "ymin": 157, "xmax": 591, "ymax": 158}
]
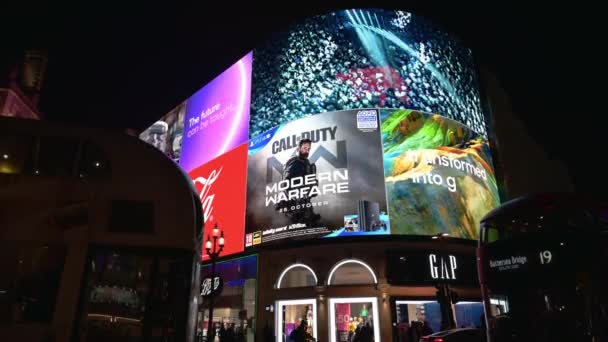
[{"xmin": 419, "ymin": 328, "xmax": 484, "ymax": 342}]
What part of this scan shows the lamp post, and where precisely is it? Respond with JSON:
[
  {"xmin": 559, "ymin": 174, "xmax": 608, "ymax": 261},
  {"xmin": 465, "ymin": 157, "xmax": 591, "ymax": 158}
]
[
  {"xmin": 205, "ymin": 223, "xmax": 225, "ymax": 342},
  {"xmin": 432, "ymin": 232, "xmax": 457, "ymax": 330}
]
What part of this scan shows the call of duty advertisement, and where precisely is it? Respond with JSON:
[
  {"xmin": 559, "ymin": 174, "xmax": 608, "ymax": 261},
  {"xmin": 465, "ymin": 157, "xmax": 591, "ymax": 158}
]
[
  {"xmin": 138, "ymin": 101, "xmax": 186, "ymax": 163},
  {"xmin": 245, "ymin": 109, "xmax": 389, "ymax": 247},
  {"xmin": 381, "ymin": 109, "xmax": 500, "ymax": 240}
]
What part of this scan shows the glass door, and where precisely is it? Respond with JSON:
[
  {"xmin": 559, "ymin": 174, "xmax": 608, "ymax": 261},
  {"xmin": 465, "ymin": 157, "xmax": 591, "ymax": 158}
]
[
  {"xmin": 329, "ymin": 297, "xmax": 380, "ymax": 342},
  {"xmin": 454, "ymin": 301, "xmax": 484, "ymax": 328},
  {"xmin": 276, "ymin": 299, "xmax": 317, "ymax": 342}
]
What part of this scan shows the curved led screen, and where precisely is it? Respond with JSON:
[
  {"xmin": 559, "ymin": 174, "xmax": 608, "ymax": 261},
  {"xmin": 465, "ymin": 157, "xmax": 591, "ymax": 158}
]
[
  {"xmin": 381, "ymin": 109, "xmax": 499, "ymax": 239},
  {"xmin": 181, "ymin": 52, "xmax": 252, "ymax": 171},
  {"xmin": 246, "ymin": 109, "xmax": 389, "ymax": 246},
  {"xmin": 245, "ymin": 109, "xmax": 499, "ymax": 247},
  {"xmin": 138, "ymin": 9, "xmax": 498, "ymax": 254},
  {"xmin": 250, "ymin": 9, "xmax": 485, "ymax": 139},
  {"xmin": 139, "ymin": 101, "xmax": 186, "ymax": 163}
]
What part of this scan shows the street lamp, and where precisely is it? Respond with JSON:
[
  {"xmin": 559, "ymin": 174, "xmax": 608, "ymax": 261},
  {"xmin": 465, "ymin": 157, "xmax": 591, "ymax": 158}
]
[{"xmin": 204, "ymin": 223, "xmax": 225, "ymax": 342}]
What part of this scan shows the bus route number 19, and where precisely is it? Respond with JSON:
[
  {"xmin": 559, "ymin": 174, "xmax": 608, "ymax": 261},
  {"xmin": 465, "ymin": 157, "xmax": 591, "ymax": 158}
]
[{"xmin": 539, "ymin": 250, "xmax": 552, "ymax": 264}]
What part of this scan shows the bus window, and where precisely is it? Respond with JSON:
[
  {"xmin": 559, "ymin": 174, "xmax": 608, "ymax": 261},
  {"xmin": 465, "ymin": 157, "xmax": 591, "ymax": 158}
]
[
  {"xmin": 489, "ymin": 296, "xmax": 509, "ymax": 316},
  {"xmin": 483, "ymin": 225, "xmax": 500, "ymax": 244}
]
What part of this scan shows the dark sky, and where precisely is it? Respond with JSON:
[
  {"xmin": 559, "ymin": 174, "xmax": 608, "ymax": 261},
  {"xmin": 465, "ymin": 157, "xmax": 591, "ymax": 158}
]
[{"xmin": 5, "ymin": 1, "xmax": 605, "ymax": 197}]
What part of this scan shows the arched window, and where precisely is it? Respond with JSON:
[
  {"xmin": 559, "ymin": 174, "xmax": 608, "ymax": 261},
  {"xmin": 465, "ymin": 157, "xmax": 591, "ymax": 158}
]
[
  {"xmin": 276, "ymin": 263, "xmax": 318, "ymax": 289},
  {"xmin": 327, "ymin": 259, "xmax": 377, "ymax": 285}
]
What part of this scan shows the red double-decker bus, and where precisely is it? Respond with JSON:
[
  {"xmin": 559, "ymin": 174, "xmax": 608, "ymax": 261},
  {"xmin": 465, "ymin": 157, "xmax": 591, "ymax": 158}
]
[{"xmin": 477, "ymin": 193, "xmax": 608, "ymax": 342}]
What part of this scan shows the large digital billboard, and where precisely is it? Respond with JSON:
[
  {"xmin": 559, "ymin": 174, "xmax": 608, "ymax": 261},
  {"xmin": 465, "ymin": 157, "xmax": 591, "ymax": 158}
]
[
  {"xmin": 244, "ymin": 108, "xmax": 499, "ymax": 247},
  {"xmin": 251, "ymin": 9, "xmax": 486, "ymax": 139},
  {"xmin": 245, "ymin": 109, "xmax": 389, "ymax": 247},
  {"xmin": 138, "ymin": 52, "xmax": 252, "ymax": 258},
  {"xmin": 137, "ymin": 9, "xmax": 497, "ymax": 249},
  {"xmin": 190, "ymin": 143, "xmax": 248, "ymax": 260},
  {"xmin": 180, "ymin": 52, "xmax": 252, "ymax": 172},
  {"xmin": 381, "ymin": 109, "xmax": 499, "ymax": 239},
  {"xmin": 138, "ymin": 101, "xmax": 186, "ymax": 163}
]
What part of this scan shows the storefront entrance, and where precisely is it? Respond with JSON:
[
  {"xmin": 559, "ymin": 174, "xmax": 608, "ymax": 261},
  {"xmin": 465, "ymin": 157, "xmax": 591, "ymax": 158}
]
[
  {"xmin": 329, "ymin": 297, "xmax": 380, "ymax": 342},
  {"xmin": 260, "ymin": 247, "xmax": 482, "ymax": 342},
  {"xmin": 391, "ymin": 299, "xmax": 484, "ymax": 342},
  {"xmin": 276, "ymin": 299, "xmax": 317, "ymax": 342},
  {"xmin": 197, "ymin": 255, "xmax": 258, "ymax": 342},
  {"xmin": 393, "ymin": 300, "xmax": 441, "ymax": 342}
]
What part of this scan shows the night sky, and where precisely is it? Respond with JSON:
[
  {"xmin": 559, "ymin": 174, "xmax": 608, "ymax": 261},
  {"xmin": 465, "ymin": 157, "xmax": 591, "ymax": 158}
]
[{"xmin": 4, "ymin": 1, "xmax": 604, "ymax": 197}]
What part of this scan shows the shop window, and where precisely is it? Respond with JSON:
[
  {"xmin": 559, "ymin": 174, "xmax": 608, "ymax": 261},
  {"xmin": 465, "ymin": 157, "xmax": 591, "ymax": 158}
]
[
  {"xmin": 454, "ymin": 302, "xmax": 484, "ymax": 328},
  {"xmin": 199, "ymin": 255, "xmax": 258, "ymax": 342},
  {"xmin": 393, "ymin": 300, "xmax": 441, "ymax": 338},
  {"xmin": 276, "ymin": 264, "xmax": 317, "ymax": 289},
  {"xmin": 327, "ymin": 259, "xmax": 377, "ymax": 285},
  {"xmin": 329, "ymin": 297, "xmax": 380, "ymax": 342},
  {"xmin": 276, "ymin": 299, "xmax": 317, "ymax": 342},
  {"xmin": 0, "ymin": 243, "xmax": 67, "ymax": 323}
]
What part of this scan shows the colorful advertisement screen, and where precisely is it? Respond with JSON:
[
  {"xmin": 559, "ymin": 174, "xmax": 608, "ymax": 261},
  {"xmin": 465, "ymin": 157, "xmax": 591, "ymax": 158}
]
[
  {"xmin": 138, "ymin": 101, "xmax": 186, "ymax": 163},
  {"xmin": 245, "ymin": 109, "xmax": 389, "ymax": 247},
  {"xmin": 381, "ymin": 109, "xmax": 499, "ymax": 239},
  {"xmin": 190, "ymin": 143, "xmax": 248, "ymax": 260},
  {"xmin": 251, "ymin": 9, "xmax": 486, "ymax": 140},
  {"xmin": 180, "ymin": 52, "xmax": 252, "ymax": 172},
  {"xmin": 245, "ymin": 108, "xmax": 499, "ymax": 247}
]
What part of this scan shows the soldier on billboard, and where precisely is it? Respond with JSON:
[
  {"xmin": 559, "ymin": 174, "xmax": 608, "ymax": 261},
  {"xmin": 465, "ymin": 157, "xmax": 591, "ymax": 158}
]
[{"xmin": 275, "ymin": 138, "xmax": 321, "ymax": 227}]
